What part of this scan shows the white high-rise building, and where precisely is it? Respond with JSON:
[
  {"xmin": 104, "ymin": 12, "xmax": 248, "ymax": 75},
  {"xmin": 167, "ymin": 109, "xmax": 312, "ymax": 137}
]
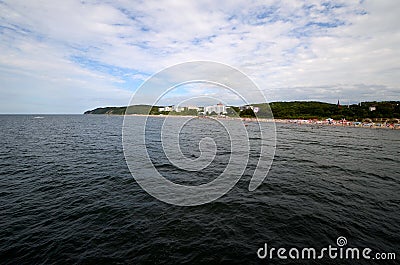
[
  {"xmin": 204, "ymin": 103, "xmax": 227, "ymax": 115},
  {"xmin": 172, "ymin": 105, "xmax": 185, "ymax": 112}
]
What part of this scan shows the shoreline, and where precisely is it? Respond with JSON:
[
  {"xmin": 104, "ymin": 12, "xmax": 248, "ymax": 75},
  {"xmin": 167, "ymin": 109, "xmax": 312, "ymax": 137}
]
[
  {"xmin": 112, "ymin": 114, "xmax": 400, "ymax": 130},
  {"xmin": 273, "ymin": 119, "xmax": 399, "ymax": 130}
]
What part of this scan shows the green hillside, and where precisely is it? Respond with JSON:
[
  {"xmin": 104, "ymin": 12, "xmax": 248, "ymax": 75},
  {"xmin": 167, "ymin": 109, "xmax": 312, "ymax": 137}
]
[
  {"xmin": 267, "ymin": 101, "xmax": 400, "ymax": 120},
  {"xmin": 84, "ymin": 101, "xmax": 400, "ymax": 121},
  {"xmin": 84, "ymin": 105, "xmax": 159, "ymax": 115}
]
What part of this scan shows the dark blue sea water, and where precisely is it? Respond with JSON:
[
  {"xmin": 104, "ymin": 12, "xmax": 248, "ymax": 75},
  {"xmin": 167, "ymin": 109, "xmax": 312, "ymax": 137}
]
[{"xmin": 0, "ymin": 115, "xmax": 399, "ymax": 264}]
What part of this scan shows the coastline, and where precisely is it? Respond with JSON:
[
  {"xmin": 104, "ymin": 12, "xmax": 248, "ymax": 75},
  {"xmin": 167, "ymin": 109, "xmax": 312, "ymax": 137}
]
[
  {"xmin": 108, "ymin": 114, "xmax": 400, "ymax": 130},
  {"xmin": 273, "ymin": 119, "xmax": 400, "ymax": 130}
]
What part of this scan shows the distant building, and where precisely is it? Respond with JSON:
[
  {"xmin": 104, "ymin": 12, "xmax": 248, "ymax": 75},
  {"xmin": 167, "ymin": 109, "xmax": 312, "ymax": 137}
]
[
  {"xmin": 240, "ymin": 105, "xmax": 254, "ymax": 111},
  {"xmin": 186, "ymin": 106, "xmax": 200, "ymax": 111},
  {"xmin": 158, "ymin": 106, "xmax": 173, "ymax": 112},
  {"xmin": 205, "ymin": 103, "xmax": 227, "ymax": 115},
  {"xmin": 159, "ymin": 105, "xmax": 202, "ymax": 113},
  {"xmin": 369, "ymin": 106, "xmax": 376, "ymax": 111},
  {"xmin": 172, "ymin": 106, "xmax": 185, "ymax": 112}
]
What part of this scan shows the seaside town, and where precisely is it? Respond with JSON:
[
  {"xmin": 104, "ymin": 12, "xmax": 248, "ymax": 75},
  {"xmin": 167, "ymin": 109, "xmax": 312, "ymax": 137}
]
[
  {"xmin": 158, "ymin": 102, "xmax": 259, "ymax": 116},
  {"xmin": 156, "ymin": 102, "xmax": 400, "ymax": 129},
  {"xmin": 84, "ymin": 101, "xmax": 400, "ymax": 129}
]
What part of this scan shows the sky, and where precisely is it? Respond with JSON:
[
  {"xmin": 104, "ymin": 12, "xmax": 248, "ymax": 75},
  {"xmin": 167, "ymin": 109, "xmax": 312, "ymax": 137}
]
[{"xmin": 0, "ymin": 0, "xmax": 399, "ymax": 113}]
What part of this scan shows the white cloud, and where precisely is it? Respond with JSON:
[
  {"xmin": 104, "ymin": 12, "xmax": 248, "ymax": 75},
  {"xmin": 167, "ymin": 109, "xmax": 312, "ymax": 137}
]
[{"xmin": 0, "ymin": 0, "xmax": 399, "ymax": 112}]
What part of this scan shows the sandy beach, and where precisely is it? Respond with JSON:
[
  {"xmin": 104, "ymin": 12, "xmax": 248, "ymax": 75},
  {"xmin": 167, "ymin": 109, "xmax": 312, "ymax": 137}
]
[{"xmin": 122, "ymin": 114, "xmax": 400, "ymax": 130}]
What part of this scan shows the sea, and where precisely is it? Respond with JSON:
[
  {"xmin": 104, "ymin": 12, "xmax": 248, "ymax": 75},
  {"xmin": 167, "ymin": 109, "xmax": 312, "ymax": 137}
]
[{"xmin": 0, "ymin": 115, "xmax": 399, "ymax": 264}]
